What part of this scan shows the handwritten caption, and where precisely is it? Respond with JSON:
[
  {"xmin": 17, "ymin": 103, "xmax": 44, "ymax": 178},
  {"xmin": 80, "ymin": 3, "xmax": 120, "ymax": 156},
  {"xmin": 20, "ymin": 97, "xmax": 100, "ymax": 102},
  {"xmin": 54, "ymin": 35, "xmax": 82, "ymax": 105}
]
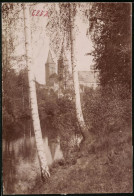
[{"xmin": 32, "ymin": 10, "xmax": 48, "ymax": 17}]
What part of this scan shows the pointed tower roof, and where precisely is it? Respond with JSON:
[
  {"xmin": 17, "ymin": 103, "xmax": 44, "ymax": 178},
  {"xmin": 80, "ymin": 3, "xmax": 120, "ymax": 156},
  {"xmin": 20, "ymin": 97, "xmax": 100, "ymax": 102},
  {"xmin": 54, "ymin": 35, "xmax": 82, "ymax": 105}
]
[{"xmin": 46, "ymin": 50, "xmax": 55, "ymax": 64}]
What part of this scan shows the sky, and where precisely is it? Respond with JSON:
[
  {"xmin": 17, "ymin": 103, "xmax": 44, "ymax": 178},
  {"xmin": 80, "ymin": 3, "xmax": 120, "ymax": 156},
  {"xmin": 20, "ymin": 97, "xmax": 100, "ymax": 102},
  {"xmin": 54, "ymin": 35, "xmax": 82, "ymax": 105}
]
[
  {"xmin": 10, "ymin": 3, "xmax": 94, "ymax": 84},
  {"xmin": 75, "ymin": 15, "xmax": 93, "ymax": 71}
]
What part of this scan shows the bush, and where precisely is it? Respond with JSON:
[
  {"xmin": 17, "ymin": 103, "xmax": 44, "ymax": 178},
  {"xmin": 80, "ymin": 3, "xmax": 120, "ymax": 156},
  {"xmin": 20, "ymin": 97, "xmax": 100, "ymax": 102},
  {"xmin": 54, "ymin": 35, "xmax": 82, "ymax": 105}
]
[
  {"xmin": 83, "ymin": 84, "xmax": 131, "ymax": 141},
  {"xmin": 38, "ymin": 93, "xmax": 81, "ymax": 160}
]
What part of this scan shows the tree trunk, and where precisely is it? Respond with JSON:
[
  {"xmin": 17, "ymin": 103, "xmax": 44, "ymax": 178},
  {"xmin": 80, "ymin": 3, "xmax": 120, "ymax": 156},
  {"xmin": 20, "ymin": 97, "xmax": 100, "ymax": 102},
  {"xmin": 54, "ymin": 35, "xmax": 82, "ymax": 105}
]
[
  {"xmin": 70, "ymin": 3, "xmax": 90, "ymax": 145},
  {"xmin": 23, "ymin": 4, "xmax": 50, "ymax": 179}
]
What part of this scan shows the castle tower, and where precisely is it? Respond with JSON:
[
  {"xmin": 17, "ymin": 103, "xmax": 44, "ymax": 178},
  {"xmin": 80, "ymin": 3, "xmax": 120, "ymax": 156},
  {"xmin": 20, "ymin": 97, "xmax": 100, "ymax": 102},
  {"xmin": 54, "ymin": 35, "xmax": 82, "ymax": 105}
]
[{"xmin": 45, "ymin": 51, "xmax": 56, "ymax": 85}]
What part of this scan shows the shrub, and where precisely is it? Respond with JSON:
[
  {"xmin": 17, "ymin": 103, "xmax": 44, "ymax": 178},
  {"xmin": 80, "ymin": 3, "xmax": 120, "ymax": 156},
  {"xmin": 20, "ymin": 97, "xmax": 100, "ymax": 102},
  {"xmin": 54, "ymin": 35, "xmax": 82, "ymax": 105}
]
[{"xmin": 83, "ymin": 84, "xmax": 131, "ymax": 140}]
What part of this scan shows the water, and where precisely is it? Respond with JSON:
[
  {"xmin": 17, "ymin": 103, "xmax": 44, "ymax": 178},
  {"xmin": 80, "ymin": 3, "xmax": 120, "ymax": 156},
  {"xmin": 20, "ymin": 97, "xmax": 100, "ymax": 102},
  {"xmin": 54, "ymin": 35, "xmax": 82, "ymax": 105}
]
[{"xmin": 3, "ymin": 133, "xmax": 63, "ymax": 194}]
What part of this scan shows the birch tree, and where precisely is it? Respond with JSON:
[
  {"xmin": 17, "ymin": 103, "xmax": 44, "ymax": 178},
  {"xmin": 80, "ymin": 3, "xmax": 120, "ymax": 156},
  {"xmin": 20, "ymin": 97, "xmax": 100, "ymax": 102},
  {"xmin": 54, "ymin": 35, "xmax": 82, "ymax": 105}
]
[
  {"xmin": 69, "ymin": 3, "xmax": 91, "ymax": 145},
  {"xmin": 23, "ymin": 3, "xmax": 50, "ymax": 180},
  {"xmin": 47, "ymin": 3, "xmax": 92, "ymax": 147}
]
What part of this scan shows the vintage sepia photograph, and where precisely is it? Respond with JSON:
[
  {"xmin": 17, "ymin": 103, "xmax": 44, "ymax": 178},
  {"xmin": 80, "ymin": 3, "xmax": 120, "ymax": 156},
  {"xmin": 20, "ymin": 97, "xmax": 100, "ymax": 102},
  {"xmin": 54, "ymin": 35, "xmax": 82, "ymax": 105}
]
[{"xmin": 2, "ymin": 2, "xmax": 132, "ymax": 194}]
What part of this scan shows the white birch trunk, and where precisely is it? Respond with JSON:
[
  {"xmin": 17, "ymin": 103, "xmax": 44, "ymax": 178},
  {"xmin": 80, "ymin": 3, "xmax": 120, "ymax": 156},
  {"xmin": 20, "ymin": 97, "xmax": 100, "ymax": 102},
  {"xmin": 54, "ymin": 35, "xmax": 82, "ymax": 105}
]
[
  {"xmin": 70, "ymin": 3, "xmax": 90, "ymax": 143},
  {"xmin": 23, "ymin": 4, "xmax": 50, "ymax": 179}
]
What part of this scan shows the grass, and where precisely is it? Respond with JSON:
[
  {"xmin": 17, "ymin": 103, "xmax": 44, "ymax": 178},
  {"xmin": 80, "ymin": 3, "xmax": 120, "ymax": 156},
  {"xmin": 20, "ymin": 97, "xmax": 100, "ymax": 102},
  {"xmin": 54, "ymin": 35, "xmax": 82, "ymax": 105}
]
[{"xmin": 27, "ymin": 124, "xmax": 132, "ymax": 194}]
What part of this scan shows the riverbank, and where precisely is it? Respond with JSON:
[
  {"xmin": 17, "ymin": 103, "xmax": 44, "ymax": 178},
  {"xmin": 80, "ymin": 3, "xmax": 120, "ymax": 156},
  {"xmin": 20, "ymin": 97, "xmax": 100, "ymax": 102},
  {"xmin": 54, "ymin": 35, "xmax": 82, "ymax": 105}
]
[
  {"xmin": 27, "ymin": 125, "xmax": 132, "ymax": 194},
  {"xmin": 3, "ymin": 85, "xmax": 132, "ymax": 194}
]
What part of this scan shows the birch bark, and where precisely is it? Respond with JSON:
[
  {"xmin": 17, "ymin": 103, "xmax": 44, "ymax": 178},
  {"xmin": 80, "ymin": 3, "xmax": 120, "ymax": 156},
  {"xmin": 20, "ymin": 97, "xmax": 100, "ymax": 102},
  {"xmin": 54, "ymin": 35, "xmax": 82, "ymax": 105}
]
[
  {"xmin": 70, "ymin": 3, "xmax": 90, "ymax": 144},
  {"xmin": 23, "ymin": 4, "xmax": 50, "ymax": 179}
]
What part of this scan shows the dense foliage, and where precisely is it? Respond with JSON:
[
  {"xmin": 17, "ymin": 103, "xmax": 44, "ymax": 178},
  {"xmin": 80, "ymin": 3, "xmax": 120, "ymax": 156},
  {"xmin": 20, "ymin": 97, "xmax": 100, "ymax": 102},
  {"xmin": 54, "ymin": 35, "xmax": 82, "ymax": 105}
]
[
  {"xmin": 3, "ymin": 67, "xmax": 31, "ymax": 140},
  {"xmin": 89, "ymin": 3, "xmax": 131, "ymax": 88},
  {"xmin": 36, "ymin": 85, "xmax": 81, "ymax": 159},
  {"xmin": 83, "ymin": 85, "xmax": 131, "ymax": 139}
]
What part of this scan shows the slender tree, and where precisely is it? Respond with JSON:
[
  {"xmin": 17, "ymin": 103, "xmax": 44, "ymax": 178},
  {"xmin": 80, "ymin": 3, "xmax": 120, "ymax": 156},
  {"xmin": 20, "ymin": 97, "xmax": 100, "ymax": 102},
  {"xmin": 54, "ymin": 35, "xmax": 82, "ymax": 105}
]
[
  {"xmin": 47, "ymin": 3, "xmax": 92, "ymax": 146},
  {"xmin": 69, "ymin": 3, "xmax": 91, "ymax": 145},
  {"xmin": 23, "ymin": 3, "xmax": 50, "ymax": 179}
]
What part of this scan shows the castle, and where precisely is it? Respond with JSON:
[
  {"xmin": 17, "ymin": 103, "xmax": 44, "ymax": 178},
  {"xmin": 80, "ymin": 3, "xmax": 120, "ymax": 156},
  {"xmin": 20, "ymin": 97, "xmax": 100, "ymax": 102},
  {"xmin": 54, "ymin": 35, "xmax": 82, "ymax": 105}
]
[{"xmin": 45, "ymin": 50, "xmax": 99, "ymax": 94}]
